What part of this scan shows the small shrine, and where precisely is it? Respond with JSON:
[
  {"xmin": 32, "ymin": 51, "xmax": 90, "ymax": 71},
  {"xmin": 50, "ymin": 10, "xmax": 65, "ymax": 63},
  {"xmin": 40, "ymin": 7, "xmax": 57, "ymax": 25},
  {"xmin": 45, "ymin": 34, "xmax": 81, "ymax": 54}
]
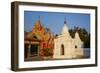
[{"xmin": 53, "ymin": 19, "xmax": 84, "ymax": 59}]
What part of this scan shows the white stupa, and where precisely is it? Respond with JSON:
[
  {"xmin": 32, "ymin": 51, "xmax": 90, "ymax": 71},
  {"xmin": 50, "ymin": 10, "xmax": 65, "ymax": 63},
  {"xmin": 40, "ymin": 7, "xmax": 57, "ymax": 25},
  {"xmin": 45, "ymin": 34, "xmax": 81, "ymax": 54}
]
[{"xmin": 53, "ymin": 18, "xmax": 84, "ymax": 59}]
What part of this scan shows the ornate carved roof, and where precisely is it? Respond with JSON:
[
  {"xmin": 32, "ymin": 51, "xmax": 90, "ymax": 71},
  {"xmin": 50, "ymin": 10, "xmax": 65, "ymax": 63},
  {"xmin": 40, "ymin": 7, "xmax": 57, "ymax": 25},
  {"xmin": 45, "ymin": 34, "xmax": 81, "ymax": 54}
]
[{"xmin": 25, "ymin": 18, "xmax": 54, "ymax": 42}]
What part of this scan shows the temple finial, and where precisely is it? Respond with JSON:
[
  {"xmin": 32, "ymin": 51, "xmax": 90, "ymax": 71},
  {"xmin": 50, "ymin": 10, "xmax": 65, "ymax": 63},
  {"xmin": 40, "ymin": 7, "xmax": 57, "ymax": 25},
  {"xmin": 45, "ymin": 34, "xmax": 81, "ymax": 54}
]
[
  {"xmin": 39, "ymin": 16, "xmax": 40, "ymax": 21},
  {"xmin": 64, "ymin": 17, "xmax": 67, "ymax": 24}
]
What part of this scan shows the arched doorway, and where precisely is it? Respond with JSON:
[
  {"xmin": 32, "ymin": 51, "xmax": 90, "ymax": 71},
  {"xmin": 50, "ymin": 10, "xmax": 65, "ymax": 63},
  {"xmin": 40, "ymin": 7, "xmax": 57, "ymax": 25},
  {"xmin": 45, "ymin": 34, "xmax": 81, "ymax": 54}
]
[{"xmin": 61, "ymin": 44, "xmax": 64, "ymax": 55}]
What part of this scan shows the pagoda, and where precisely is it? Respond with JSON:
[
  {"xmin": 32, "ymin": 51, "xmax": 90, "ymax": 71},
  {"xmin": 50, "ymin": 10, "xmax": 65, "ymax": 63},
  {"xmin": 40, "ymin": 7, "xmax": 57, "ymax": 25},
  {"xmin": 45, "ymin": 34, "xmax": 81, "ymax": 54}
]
[{"xmin": 53, "ymin": 18, "xmax": 84, "ymax": 59}]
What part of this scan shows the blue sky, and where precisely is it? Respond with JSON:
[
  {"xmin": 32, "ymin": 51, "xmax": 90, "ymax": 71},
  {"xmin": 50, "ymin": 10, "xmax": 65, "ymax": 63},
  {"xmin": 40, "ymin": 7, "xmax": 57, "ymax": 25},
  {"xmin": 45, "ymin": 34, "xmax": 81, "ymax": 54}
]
[{"xmin": 24, "ymin": 11, "xmax": 90, "ymax": 35}]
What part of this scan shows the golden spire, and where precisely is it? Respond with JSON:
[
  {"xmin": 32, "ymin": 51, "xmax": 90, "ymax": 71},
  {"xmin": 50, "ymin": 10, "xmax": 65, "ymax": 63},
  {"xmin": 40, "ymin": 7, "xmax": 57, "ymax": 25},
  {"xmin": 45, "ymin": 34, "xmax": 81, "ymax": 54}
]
[
  {"xmin": 38, "ymin": 16, "xmax": 41, "ymax": 23},
  {"xmin": 36, "ymin": 16, "xmax": 41, "ymax": 26},
  {"xmin": 32, "ymin": 16, "xmax": 42, "ymax": 31}
]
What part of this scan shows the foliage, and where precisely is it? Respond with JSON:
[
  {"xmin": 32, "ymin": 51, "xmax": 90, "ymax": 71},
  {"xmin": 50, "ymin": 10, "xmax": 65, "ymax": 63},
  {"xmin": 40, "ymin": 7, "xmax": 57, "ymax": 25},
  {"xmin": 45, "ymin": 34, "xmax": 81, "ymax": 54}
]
[{"xmin": 42, "ymin": 48, "xmax": 53, "ymax": 56}]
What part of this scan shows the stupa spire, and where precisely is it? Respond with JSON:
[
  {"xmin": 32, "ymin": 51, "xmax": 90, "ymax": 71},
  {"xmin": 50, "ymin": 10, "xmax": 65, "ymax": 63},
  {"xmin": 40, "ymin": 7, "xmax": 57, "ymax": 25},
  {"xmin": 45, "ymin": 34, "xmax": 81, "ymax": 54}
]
[
  {"xmin": 64, "ymin": 17, "xmax": 67, "ymax": 24},
  {"xmin": 61, "ymin": 17, "xmax": 70, "ymax": 35},
  {"xmin": 75, "ymin": 32, "xmax": 81, "ymax": 40}
]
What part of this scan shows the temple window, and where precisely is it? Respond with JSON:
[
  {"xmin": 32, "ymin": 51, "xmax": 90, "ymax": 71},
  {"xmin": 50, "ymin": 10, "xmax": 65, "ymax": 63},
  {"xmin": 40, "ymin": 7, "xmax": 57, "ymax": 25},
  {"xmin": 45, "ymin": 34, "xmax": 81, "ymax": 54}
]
[
  {"xmin": 61, "ymin": 44, "xmax": 64, "ymax": 55},
  {"xmin": 75, "ymin": 45, "xmax": 77, "ymax": 48},
  {"xmin": 33, "ymin": 35, "xmax": 37, "ymax": 39}
]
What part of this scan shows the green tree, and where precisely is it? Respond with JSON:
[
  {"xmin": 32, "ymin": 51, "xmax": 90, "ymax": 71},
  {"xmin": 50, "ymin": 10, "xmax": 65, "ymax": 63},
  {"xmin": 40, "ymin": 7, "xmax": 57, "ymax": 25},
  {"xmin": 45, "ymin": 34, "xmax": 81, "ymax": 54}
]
[{"xmin": 43, "ymin": 48, "xmax": 53, "ymax": 57}]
